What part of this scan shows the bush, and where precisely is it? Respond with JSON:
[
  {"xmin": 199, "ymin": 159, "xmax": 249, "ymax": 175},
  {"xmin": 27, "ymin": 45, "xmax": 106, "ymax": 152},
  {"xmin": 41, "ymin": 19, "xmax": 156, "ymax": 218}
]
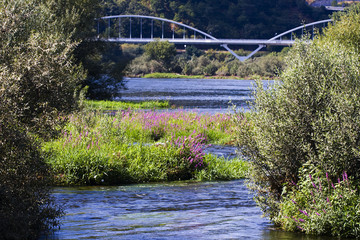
[
  {"xmin": 275, "ymin": 163, "xmax": 360, "ymax": 238},
  {"xmin": 0, "ymin": 119, "xmax": 62, "ymax": 239},
  {"xmin": 126, "ymin": 54, "xmax": 167, "ymax": 76},
  {"xmin": 0, "ymin": 0, "xmax": 90, "ymax": 237},
  {"xmin": 236, "ymin": 31, "xmax": 360, "ymax": 221},
  {"xmin": 144, "ymin": 40, "xmax": 177, "ymax": 68}
]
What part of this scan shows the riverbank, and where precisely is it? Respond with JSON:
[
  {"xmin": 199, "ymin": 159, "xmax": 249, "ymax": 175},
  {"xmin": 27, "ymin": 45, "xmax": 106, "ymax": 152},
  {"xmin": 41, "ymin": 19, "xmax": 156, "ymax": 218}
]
[
  {"xmin": 128, "ymin": 72, "xmax": 278, "ymax": 80},
  {"xmin": 84, "ymin": 100, "xmax": 171, "ymax": 110}
]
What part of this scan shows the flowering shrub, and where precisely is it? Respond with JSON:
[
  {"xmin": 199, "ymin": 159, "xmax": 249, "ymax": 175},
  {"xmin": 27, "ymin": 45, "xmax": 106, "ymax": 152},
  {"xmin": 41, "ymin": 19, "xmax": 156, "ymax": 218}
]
[
  {"xmin": 276, "ymin": 164, "xmax": 360, "ymax": 238},
  {"xmin": 171, "ymin": 132, "xmax": 207, "ymax": 169},
  {"xmin": 164, "ymin": 132, "xmax": 208, "ymax": 180}
]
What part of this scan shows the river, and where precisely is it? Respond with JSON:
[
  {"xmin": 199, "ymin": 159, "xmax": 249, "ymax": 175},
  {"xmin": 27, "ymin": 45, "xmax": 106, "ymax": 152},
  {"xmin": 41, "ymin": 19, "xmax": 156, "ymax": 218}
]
[
  {"xmin": 118, "ymin": 77, "xmax": 262, "ymax": 113},
  {"xmin": 49, "ymin": 78, "xmax": 338, "ymax": 239}
]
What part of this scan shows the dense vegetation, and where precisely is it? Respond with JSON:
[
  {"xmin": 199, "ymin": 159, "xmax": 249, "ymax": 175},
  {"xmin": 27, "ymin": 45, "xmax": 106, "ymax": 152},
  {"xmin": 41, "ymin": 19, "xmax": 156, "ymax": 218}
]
[
  {"xmin": 0, "ymin": 0, "xmax": 347, "ymax": 238},
  {"xmin": 235, "ymin": 4, "xmax": 360, "ymax": 238},
  {"xmin": 105, "ymin": 0, "xmax": 329, "ymax": 39},
  {"xmin": 43, "ymin": 109, "xmax": 247, "ymax": 185},
  {"xmin": 101, "ymin": 0, "xmax": 328, "ymax": 80},
  {"xmin": 126, "ymin": 42, "xmax": 287, "ymax": 79},
  {"xmin": 0, "ymin": 0, "xmax": 96, "ymax": 238}
]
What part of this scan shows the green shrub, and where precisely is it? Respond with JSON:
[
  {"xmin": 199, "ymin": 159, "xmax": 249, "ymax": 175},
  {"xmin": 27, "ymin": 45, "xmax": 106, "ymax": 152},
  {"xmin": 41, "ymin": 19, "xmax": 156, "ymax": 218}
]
[
  {"xmin": 0, "ymin": 119, "xmax": 62, "ymax": 239},
  {"xmin": 276, "ymin": 163, "xmax": 360, "ymax": 238},
  {"xmin": 0, "ymin": 0, "xmax": 92, "ymax": 237},
  {"xmin": 144, "ymin": 40, "xmax": 176, "ymax": 69},
  {"xmin": 236, "ymin": 35, "xmax": 360, "ymax": 220}
]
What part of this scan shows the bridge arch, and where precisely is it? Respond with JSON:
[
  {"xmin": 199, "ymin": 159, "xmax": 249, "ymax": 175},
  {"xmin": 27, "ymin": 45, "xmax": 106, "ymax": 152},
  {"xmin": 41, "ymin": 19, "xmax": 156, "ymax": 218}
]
[{"xmin": 96, "ymin": 15, "xmax": 333, "ymax": 62}]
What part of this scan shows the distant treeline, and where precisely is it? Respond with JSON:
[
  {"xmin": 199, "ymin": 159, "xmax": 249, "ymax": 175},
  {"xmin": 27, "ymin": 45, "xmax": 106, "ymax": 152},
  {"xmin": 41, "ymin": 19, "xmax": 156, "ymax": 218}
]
[{"xmin": 104, "ymin": 0, "xmax": 329, "ymax": 39}]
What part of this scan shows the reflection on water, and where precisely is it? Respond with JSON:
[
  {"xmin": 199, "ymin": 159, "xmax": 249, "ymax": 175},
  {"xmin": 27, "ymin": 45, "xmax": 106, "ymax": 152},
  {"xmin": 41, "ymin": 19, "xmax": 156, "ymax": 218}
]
[{"xmin": 119, "ymin": 78, "xmax": 262, "ymax": 112}]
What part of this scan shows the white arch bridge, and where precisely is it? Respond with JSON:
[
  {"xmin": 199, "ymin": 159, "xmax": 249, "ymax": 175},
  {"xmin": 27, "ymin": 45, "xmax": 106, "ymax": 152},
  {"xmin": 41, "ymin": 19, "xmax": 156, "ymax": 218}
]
[{"xmin": 95, "ymin": 15, "xmax": 332, "ymax": 61}]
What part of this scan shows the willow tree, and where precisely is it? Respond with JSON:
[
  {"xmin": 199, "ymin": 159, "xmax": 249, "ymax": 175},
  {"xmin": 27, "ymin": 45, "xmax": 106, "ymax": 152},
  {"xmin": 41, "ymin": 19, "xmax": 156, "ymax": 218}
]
[
  {"xmin": 0, "ymin": 0, "xmax": 99, "ymax": 238},
  {"xmin": 236, "ymin": 3, "xmax": 360, "ymax": 226}
]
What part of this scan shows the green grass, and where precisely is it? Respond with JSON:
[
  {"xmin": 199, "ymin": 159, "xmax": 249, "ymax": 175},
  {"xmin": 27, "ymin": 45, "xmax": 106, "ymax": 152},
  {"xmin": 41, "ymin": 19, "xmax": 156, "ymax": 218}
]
[
  {"xmin": 141, "ymin": 72, "xmax": 276, "ymax": 80},
  {"xmin": 84, "ymin": 100, "xmax": 170, "ymax": 110},
  {"xmin": 143, "ymin": 72, "xmax": 205, "ymax": 79},
  {"xmin": 43, "ymin": 110, "xmax": 247, "ymax": 185}
]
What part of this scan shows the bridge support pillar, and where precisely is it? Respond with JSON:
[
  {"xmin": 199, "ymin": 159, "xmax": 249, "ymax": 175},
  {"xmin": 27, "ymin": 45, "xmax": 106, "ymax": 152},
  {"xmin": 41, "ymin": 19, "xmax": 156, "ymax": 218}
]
[
  {"xmin": 245, "ymin": 44, "xmax": 266, "ymax": 60},
  {"xmin": 221, "ymin": 44, "xmax": 247, "ymax": 62},
  {"xmin": 221, "ymin": 44, "xmax": 266, "ymax": 62}
]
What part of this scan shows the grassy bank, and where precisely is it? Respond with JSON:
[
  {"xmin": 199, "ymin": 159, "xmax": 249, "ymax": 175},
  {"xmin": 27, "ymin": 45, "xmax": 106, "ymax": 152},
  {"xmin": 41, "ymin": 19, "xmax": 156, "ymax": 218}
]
[
  {"xmin": 43, "ymin": 109, "xmax": 246, "ymax": 185},
  {"xmin": 141, "ymin": 72, "xmax": 277, "ymax": 80},
  {"xmin": 84, "ymin": 100, "xmax": 170, "ymax": 110},
  {"xmin": 143, "ymin": 73, "xmax": 205, "ymax": 79}
]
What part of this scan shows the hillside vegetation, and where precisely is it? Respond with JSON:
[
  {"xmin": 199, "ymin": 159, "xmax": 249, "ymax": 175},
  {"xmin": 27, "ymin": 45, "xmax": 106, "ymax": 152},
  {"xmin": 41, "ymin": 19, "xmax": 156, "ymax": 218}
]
[{"xmin": 104, "ymin": 0, "xmax": 329, "ymax": 39}]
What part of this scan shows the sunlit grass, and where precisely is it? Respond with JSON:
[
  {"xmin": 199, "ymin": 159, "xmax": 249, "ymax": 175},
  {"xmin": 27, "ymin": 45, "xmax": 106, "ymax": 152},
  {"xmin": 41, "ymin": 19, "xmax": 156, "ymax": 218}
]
[
  {"xmin": 143, "ymin": 72, "xmax": 205, "ymax": 79},
  {"xmin": 43, "ymin": 109, "xmax": 246, "ymax": 185},
  {"xmin": 84, "ymin": 100, "xmax": 170, "ymax": 110}
]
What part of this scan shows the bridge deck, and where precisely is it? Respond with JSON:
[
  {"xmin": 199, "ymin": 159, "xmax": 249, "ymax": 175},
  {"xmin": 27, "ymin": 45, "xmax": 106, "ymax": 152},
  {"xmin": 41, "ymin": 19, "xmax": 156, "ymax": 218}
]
[{"xmin": 102, "ymin": 38, "xmax": 295, "ymax": 46}]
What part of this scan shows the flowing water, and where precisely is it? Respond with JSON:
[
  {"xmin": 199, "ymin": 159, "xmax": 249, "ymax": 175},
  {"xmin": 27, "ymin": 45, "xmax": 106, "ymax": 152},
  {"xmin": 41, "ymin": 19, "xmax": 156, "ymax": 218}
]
[
  {"xmin": 49, "ymin": 78, "xmax": 339, "ymax": 239},
  {"xmin": 118, "ymin": 77, "xmax": 263, "ymax": 113},
  {"xmin": 49, "ymin": 181, "xmax": 337, "ymax": 240}
]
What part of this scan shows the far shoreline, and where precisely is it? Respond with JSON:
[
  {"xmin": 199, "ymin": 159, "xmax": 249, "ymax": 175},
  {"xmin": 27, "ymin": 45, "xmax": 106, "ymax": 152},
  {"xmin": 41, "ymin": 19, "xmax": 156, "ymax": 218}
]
[{"xmin": 124, "ymin": 72, "xmax": 279, "ymax": 80}]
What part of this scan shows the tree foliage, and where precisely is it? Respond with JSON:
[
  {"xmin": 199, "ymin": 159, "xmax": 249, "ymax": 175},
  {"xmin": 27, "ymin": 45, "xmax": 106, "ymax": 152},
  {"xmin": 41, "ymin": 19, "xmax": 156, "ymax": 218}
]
[
  {"xmin": 109, "ymin": 0, "xmax": 329, "ymax": 39},
  {"xmin": 144, "ymin": 40, "xmax": 177, "ymax": 65},
  {"xmin": 235, "ymin": 4, "xmax": 360, "ymax": 233},
  {"xmin": 0, "ymin": 0, "xmax": 94, "ymax": 238}
]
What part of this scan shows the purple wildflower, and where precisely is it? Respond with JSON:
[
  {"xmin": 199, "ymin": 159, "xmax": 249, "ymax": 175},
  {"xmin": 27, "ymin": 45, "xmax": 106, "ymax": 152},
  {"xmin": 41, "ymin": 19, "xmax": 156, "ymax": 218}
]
[{"xmin": 299, "ymin": 209, "xmax": 309, "ymax": 216}]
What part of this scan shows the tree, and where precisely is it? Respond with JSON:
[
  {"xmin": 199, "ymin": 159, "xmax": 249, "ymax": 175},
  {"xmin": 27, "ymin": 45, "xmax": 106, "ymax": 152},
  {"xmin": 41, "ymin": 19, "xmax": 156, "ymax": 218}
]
[
  {"xmin": 0, "ymin": 0, "xmax": 89, "ymax": 237},
  {"xmin": 46, "ymin": 0, "xmax": 126, "ymax": 100},
  {"xmin": 236, "ymin": 3, "xmax": 360, "ymax": 222},
  {"xmin": 144, "ymin": 40, "xmax": 177, "ymax": 67}
]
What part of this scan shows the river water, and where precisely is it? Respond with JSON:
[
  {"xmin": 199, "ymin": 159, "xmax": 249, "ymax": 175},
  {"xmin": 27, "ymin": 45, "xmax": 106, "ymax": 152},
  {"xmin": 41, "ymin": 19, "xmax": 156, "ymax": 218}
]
[
  {"xmin": 49, "ymin": 78, "xmax": 338, "ymax": 239},
  {"xmin": 119, "ymin": 77, "xmax": 261, "ymax": 112}
]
